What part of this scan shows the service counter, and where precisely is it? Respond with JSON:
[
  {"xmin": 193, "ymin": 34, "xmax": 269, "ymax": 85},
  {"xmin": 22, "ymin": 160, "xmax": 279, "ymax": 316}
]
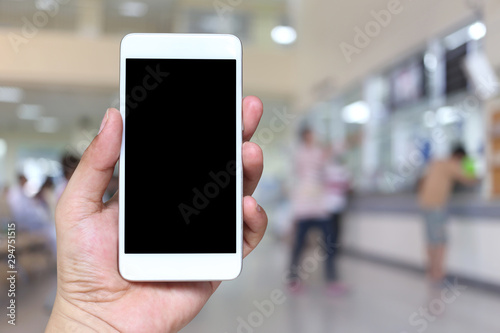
[{"xmin": 342, "ymin": 193, "xmax": 500, "ymax": 288}]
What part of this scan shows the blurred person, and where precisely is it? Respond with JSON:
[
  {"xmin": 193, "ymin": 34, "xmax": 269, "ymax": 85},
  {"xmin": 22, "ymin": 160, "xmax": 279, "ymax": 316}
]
[
  {"xmin": 37, "ymin": 177, "xmax": 59, "ymax": 312},
  {"xmin": 323, "ymin": 155, "xmax": 351, "ymax": 294},
  {"xmin": 38, "ymin": 177, "xmax": 58, "ymax": 266},
  {"xmin": 0, "ymin": 185, "xmax": 11, "ymax": 226},
  {"xmin": 39, "ymin": 176, "xmax": 56, "ymax": 212},
  {"xmin": 45, "ymin": 98, "xmax": 268, "ymax": 332},
  {"xmin": 7, "ymin": 173, "xmax": 57, "ymax": 294},
  {"xmin": 7, "ymin": 174, "xmax": 52, "ymax": 232},
  {"xmin": 324, "ymin": 155, "xmax": 351, "ymax": 246},
  {"xmin": 418, "ymin": 145, "xmax": 478, "ymax": 285},
  {"xmin": 6, "ymin": 174, "xmax": 27, "ymax": 222},
  {"xmin": 288, "ymin": 127, "xmax": 338, "ymax": 295}
]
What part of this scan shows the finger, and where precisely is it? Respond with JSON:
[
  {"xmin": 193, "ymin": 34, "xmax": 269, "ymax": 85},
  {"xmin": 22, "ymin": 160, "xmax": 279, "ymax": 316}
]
[
  {"xmin": 210, "ymin": 197, "xmax": 267, "ymax": 292},
  {"xmin": 242, "ymin": 96, "xmax": 263, "ymax": 142},
  {"xmin": 243, "ymin": 142, "xmax": 263, "ymax": 196},
  {"xmin": 59, "ymin": 108, "xmax": 123, "ymax": 217},
  {"xmin": 242, "ymin": 196, "xmax": 268, "ymax": 259}
]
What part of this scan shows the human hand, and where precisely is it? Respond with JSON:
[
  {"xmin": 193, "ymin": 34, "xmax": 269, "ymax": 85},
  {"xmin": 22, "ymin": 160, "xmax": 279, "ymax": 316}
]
[{"xmin": 46, "ymin": 96, "xmax": 267, "ymax": 332}]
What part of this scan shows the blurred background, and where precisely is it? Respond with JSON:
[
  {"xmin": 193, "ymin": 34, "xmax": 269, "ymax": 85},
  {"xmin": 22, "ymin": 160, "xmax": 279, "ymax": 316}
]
[{"xmin": 1, "ymin": 0, "xmax": 500, "ymax": 332}]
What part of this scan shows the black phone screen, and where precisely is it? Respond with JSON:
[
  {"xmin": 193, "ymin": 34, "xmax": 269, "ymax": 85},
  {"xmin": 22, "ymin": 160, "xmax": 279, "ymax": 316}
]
[{"xmin": 124, "ymin": 58, "xmax": 237, "ymax": 254}]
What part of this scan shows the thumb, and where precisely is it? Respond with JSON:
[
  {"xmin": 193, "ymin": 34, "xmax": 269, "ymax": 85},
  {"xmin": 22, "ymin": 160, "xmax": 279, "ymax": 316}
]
[{"xmin": 58, "ymin": 108, "xmax": 123, "ymax": 219}]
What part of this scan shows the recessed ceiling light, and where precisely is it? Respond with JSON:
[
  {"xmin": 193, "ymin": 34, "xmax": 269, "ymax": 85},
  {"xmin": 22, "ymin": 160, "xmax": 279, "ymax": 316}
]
[
  {"xmin": 271, "ymin": 26, "xmax": 297, "ymax": 45},
  {"xmin": 119, "ymin": 1, "xmax": 149, "ymax": 18},
  {"xmin": 35, "ymin": 0, "xmax": 58, "ymax": 11},
  {"xmin": 342, "ymin": 101, "xmax": 370, "ymax": 124},
  {"xmin": 469, "ymin": 22, "xmax": 487, "ymax": 41},
  {"xmin": 0, "ymin": 86, "xmax": 24, "ymax": 103},
  {"xmin": 17, "ymin": 104, "xmax": 43, "ymax": 120}
]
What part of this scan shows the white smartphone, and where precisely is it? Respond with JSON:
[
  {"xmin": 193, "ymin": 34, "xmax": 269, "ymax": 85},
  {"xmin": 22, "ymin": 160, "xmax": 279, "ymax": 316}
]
[{"xmin": 118, "ymin": 33, "xmax": 243, "ymax": 281}]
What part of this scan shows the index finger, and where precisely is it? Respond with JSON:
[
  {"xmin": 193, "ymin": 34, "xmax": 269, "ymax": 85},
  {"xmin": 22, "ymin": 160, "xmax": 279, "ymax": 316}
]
[{"xmin": 242, "ymin": 96, "xmax": 263, "ymax": 142}]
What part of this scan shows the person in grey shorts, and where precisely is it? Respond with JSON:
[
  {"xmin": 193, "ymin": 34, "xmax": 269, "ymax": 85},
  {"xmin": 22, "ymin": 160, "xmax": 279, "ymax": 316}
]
[
  {"xmin": 418, "ymin": 146, "xmax": 477, "ymax": 284},
  {"xmin": 423, "ymin": 209, "xmax": 449, "ymax": 245}
]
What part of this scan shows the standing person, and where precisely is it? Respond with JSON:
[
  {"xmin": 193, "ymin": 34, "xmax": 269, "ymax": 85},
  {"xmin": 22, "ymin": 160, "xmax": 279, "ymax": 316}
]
[
  {"xmin": 7, "ymin": 174, "xmax": 52, "ymax": 232},
  {"xmin": 37, "ymin": 177, "xmax": 57, "ymax": 255},
  {"xmin": 417, "ymin": 145, "xmax": 477, "ymax": 284},
  {"xmin": 7, "ymin": 174, "xmax": 56, "ymax": 276},
  {"xmin": 288, "ymin": 127, "xmax": 337, "ymax": 294},
  {"xmin": 323, "ymin": 155, "xmax": 351, "ymax": 294}
]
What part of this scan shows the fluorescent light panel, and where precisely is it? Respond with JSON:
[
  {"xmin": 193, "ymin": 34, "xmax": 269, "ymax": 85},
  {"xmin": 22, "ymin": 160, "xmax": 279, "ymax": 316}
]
[
  {"xmin": 119, "ymin": 1, "xmax": 149, "ymax": 17},
  {"xmin": 0, "ymin": 86, "xmax": 24, "ymax": 103},
  {"xmin": 17, "ymin": 104, "xmax": 43, "ymax": 120}
]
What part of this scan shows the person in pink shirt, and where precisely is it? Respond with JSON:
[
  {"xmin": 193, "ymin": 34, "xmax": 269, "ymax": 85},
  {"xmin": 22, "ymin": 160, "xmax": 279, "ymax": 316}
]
[{"xmin": 288, "ymin": 127, "xmax": 340, "ymax": 295}]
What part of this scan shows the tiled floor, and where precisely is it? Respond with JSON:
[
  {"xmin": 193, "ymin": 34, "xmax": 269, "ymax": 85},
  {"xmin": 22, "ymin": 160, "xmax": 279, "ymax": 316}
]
[
  {"xmin": 1, "ymin": 238, "xmax": 500, "ymax": 333},
  {"xmin": 182, "ymin": 239, "xmax": 500, "ymax": 333}
]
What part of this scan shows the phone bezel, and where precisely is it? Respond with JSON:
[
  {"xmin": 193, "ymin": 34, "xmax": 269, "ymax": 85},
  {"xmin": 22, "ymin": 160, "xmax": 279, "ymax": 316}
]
[{"xmin": 118, "ymin": 33, "xmax": 243, "ymax": 281}]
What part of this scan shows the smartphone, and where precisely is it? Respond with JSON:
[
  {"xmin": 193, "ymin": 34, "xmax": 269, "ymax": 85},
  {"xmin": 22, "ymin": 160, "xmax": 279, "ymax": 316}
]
[{"xmin": 119, "ymin": 33, "xmax": 243, "ymax": 281}]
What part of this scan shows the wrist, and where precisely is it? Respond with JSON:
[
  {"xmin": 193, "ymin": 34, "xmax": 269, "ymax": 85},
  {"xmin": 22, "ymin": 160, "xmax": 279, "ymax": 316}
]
[{"xmin": 46, "ymin": 294, "xmax": 118, "ymax": 333}]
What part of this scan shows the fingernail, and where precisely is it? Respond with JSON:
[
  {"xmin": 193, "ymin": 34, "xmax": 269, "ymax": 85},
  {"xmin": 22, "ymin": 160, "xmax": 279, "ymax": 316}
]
[
  {"xmin": 256, "ymin": 203, "xmax": 262, "ymax": 212},
  {"xmin": 98, "ymin": 109, "xmax": 110, "ymax": 135}
]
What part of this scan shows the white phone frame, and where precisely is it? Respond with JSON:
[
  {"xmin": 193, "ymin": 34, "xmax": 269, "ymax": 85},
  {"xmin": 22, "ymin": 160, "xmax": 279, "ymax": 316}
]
[{"xmin": 119, "ymin": 33, "xmax": 243, "ymax": 281}]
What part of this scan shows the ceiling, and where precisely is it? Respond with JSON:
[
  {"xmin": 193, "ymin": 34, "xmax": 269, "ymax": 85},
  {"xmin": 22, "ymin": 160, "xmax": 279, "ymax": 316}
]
[
  {"xmin": 0, "ymin": 86, "xmax": 116, "ymax": 132},
  {"xmin": 0, "ymin": 0, "xmax": 289, "ymax": 134},
  {"xmin": 0, "ymin": 0, "xmax": 176, "ymax": 32},
  {"xmin": 0, "ymin": 0, "xmax": 287, "ymax": 35},
  {"xmin": 0, "ymin": 0, "xmax": 481, "ymax": 134}
]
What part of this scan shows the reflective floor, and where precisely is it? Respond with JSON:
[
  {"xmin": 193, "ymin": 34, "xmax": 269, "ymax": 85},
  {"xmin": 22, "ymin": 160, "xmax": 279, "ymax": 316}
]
[
  {"xmin": 2, "ymin": 237, "xmax": 500, "ymax": 333},
  {"xmin": 0, "ymin": 271, "xmax": 54, "ymax": 332},
  {"xmin": 182, "ymin": 239, "xmax": 500, "ymax": 333}
]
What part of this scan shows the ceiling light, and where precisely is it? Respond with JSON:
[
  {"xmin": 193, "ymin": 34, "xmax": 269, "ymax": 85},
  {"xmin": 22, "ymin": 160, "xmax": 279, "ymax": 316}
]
[
  {"xmin": 35, "ymin": 0, "xmax": 58, "ymax": 11},
  {"xmin": 119, "ymin": 1, "xmax": 149, "ymax": 18},
  {"xmin": 469, "ymin": 22, "xmax": 487, "ymax": 41},
  {"xmin": 342, "ymin": 101, "xmax": 370, "ymax": 124},
  {"xmin": 17, "ymin": 104, "xmax": 43, "ymax": 120},
  {"xmin": 271, "ymin": 26, "xmax": 297, "ymax": 45},
  {"xmin": 0, "ymin": 86, "xmax": 23, "ymax": 103}
]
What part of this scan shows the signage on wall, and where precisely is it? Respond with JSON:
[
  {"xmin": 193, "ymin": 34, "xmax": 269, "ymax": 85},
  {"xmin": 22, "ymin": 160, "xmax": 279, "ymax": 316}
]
[{"xmin": 390, "ymin": 56, "xmax": 427, "ymax": 110}]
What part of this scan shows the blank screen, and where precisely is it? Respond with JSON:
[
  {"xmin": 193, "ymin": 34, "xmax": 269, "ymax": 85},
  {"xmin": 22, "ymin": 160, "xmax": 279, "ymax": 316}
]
[{"xmin": 125, "ymin": 59, "xmax": 237, "ymax": 254}]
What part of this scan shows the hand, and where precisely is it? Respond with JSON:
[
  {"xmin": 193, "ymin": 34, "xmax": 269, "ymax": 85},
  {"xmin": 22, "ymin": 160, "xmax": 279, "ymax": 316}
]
[{"xmin": 46, "ymin": 96, "xmax": 268, "ymax": 332}]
